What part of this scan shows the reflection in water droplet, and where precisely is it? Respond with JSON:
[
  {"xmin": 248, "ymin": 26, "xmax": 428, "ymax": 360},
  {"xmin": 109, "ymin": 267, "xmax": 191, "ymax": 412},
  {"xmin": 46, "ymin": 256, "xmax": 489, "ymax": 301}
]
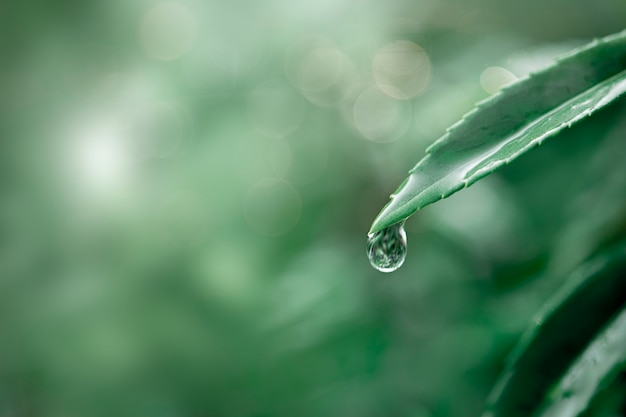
[{"xmin": 367, "ymin": 223, "xmax": 407, "ymax": 272}]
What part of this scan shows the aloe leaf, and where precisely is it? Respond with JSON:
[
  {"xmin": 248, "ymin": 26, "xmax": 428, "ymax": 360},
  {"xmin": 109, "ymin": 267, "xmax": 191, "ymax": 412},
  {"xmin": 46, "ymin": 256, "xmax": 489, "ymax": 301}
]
[
  {"xmin": 369, "ymin": 30, "xmax": 626, "ymax": 235},
  {"xmin": 579, "ymin": 372, "xmax": 626, "ymax": 417},
  {"xmin": 482, "ymin": 240, "xmax": 626, "ymax": 417},
  {"xmin": 535, "ymin": 307, "xmax": 626, "ymax": 417}
]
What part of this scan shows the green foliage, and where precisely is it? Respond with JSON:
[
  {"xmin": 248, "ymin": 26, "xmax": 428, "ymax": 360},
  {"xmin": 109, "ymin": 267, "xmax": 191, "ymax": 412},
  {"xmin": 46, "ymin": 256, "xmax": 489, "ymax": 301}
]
[
  {"xmin": 2, "ymin": 1, "xmax": 626, "ymax": 417},
  {"xmin": 367, "ymin": 28, "xmax": 626, "ymax": 414},
  {"xmin": 483, "ymin": 239, "xmax": 626, "ymax": 417},
  {"xmin": 536, "ymin": 308, "xmax": 626, "ymax": 417},
  {"xmin": 370, "ymin": 30, "xmax": 626, "ymax": 234}
]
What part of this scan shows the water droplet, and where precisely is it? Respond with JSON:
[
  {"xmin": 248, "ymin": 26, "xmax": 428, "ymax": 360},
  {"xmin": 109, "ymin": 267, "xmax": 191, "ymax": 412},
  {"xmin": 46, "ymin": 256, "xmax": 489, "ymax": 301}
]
[{"xmin": 367, "ymin": 223, "xmax": 407, "ymax": 272}]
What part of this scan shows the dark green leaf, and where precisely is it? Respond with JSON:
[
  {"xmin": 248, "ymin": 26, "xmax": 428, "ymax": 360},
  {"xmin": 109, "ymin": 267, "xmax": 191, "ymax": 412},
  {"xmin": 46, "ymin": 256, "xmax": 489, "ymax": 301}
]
[
  {"xmin": 483, "ymin": 240, "xmax": 626, "ymax": 417},
  {"xmin": 369, "ymin": 30, "xmax": 626, "ymax": 235},
  {"xmin": 533, "ymin": 307, "xmax": 626, "ymax": 417}
]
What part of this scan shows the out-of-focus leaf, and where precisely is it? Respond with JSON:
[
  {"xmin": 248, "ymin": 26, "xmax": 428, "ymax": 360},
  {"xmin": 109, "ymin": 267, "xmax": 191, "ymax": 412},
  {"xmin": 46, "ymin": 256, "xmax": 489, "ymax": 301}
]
[
  {"xmin": 369, "ymin": 30, "xmax": 626, "ymax": 235},
  {"xmin": 483, "ymin": 240, "xmax": 626, "ymax": 417},
  {"xmin": 534, "ymin": 307, "xmax": 626, "ymax": 417},
  {"xmin": 579, "ymin": 371, "xmax": 626, "ymax": 417}
]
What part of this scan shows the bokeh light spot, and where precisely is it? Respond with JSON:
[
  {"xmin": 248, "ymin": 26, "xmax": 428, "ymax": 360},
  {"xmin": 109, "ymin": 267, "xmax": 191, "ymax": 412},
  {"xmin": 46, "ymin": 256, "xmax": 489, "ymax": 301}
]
[
  {"xmin": 140, "ymin": 2, "xmax": 197, "ymax": 61},
  {"xmin": 73, "ymin": 124, "xmax": 132, "ymax": 195},
  {"xmin": 353, "ymin": 86, "xmax": 412, "ymax": 142},
  {"xmin": 298, "ymin": 46, "xmax": 344, "ymax": 93},
  {"xmin": 480, "ymin": 66, "xmax": 518, "ymax": 95},
  {"xmin": 285, "ymin": 36, "xmax": 358, "ymax": 107},
  {"xmin": 373, "ymin": 40, "xmax": 431, "ymax": 99}
]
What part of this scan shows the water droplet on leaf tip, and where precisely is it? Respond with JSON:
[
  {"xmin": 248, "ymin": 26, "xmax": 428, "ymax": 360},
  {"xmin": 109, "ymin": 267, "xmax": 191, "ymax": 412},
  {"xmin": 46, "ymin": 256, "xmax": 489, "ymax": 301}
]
[{"xmin": 367, "ymin": 223, "xmax": 407, "ymax": 273}]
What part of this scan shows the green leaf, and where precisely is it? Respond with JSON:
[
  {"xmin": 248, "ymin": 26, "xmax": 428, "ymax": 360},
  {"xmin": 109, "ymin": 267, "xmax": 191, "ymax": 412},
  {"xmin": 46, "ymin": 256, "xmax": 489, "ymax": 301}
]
[
  {"xmin": 534, "ymin": 307, "xmax": 626, "ymax": 417},
  {"xmin": 483, "ymin": 240, "xmax": 626, "ymax": 417},
  {"xmin": 369, "ymin": 30, "xmax": 626, "ymax": 235},
  {"xmin": 579, "ymin": 371, "xmax": 626, "ymax": 417}
]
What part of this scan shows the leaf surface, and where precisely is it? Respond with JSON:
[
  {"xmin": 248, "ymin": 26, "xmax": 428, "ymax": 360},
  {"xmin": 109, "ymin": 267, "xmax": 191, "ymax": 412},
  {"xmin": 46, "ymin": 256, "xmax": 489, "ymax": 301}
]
[
  {"xmin": 535, "ymin": 307, "xmax": 626, "ymax": 417},
  {"xmin": 483, "ymin": 240, "xmax": 626, "ymax": 417},
  {"xmin": 370, "ymin": 30, "xmax": 626, "ymax": 234}
]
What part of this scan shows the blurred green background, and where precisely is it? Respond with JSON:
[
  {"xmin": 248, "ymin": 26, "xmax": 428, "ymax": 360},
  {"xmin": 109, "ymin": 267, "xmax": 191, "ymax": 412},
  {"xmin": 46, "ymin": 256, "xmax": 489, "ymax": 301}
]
[{"xmin": 1, "ymin": 0, "xmax": 626, "ymax": 416}]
